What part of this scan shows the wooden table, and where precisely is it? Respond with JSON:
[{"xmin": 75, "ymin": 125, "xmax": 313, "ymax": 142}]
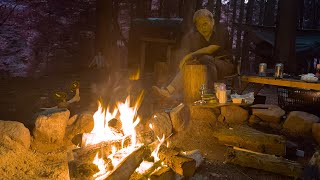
[{"xmin": 240, "ymin": 75, "xmax": 320, "ymax": 95}]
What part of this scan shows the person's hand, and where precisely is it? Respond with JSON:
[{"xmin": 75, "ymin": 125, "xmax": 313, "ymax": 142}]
[{"xmin": 179, "ymin": 54, "xmax": 194, "ymax": 69}]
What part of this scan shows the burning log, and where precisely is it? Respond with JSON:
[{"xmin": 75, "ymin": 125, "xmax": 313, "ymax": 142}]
[
  {"xmin": 149, "ymin": 166, "xmax": 176, "ymax": 180},
  {"xmin": 226, "ymin": 147, "xmax": 302, "ymax": 178},
  {"xmin": 213, "ymin": 125, "xmax": 286, "ymax": 156},
  {"xmin": 73, "ymin": 140, "xmax": 123, "ymax": 163},
  {"xmin": 106, "ymin": 146, "xmax": 151, "ymax": 180},
  {"xmin": 130, "ymin": 160, "xmax": 163, "ymax": 180},
  {"xmin": 158, "ymin": 146, "xmax": 196, "ymax": 177}
]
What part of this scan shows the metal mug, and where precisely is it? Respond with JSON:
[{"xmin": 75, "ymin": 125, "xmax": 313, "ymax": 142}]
[{"xmin": 258, "ymin": 63, "xmax": 267, "ymax": 77}]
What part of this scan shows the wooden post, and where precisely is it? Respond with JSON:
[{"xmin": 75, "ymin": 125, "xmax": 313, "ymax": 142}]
[
  {"xmin": 229, "ymin": 0, "xmax": 238, "ymax": 49},
  {"xmin": 274, "ymin": 0, "xmax": 298, "ymax": 73},
  {"xmin": 215, "ymin": 0, "xmax": 222, "ymax": 23},
  {"xmin": 154, "ymin": 62, "xmax": 169, "ymax": 86},
  {"xmin": 140, "ymin": 41, "xmax": 146, "ymax": 74},
  {"xmin": 235, "ymin": 0, "xmax": 245, "ymax": 64},
  {"xmin": 183, "ymin": 65, "xmax": 208, "ymax": 103}
]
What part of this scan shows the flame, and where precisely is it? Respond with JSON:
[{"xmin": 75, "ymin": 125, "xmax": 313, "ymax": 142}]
[
  {"xmin": 82, "ymin": 92, "xmax": 145, "ymax": 179},
  {"xmin": 129, "ymin": 68, "xmax": 140, "ymax": 80},
  {"xmin": 151, "ymin": 135, "xmax": 165, "ymax": 162},
  {"xmin": 93, "ymin": 153, "xmax": 106, "ymax": 178}
]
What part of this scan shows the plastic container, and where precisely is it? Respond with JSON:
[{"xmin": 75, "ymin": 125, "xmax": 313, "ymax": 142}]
[{"xmin": 218, "ymin": 83, "xmax": 227, "ymax": 104}]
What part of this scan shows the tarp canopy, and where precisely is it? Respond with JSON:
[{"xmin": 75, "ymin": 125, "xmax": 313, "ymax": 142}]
[{"xmin": 253, "ymin": 30, "xmax": 320, "ymax": 56}]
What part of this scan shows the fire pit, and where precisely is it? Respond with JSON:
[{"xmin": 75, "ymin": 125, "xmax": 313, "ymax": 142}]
[{"xmin": 68, "ymin": 91, "xmax": 202, "ymax": 179}]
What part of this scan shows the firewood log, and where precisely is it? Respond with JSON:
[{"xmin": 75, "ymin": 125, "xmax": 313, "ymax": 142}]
[
  {"xmin": 130, "ymin": 161, "xmax": 163, "ymax": 180},
  {"xmin": 225, "ymin": 147, "xmax": 302, "ymax": 178},
  {"xmin": 106, "ymin": 146, "xmax": 151, "ymax": 180},
  {"xmin": 73, "ymin": 140, "xmax": 123, "ymax": 163},
  {"xmin": 169, "ymin": 103, "xmax": 190, "ymax": 132},
  {"xmin": 150, "ymin": 166, "xmax": 176, "ymax": 180},
  {"xmin": 158, "ymin": 146, "xmax": 196, "ymax": 177},
  {"xmin": 183, "ymin": 64, "xmax": 207, "ymax": 103},
  {"xmin": 213, "ymin": 125, "xmax": 286, "ymax": 156},
  {"xmin": 180, "ymin": 149, "xmax": 204, "ymax": 168}
]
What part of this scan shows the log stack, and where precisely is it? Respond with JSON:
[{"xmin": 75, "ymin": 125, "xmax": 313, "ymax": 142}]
[{"xmin": 69, "ymin": 137, "xmax": 203, "ymax": 180}]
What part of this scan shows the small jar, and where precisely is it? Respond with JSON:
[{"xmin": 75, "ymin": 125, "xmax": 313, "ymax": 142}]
[
  {"xmin": 274, "ymin": 63, "xmax": 284, "ymax": 79},
  {"xmin": 258, "ymin": 63, "xmax": 267, "ymax": 77}
]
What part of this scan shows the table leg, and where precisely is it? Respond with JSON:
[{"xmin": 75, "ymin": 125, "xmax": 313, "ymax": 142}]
[
  {"xmin": 238, "ymin": 81, "xmax": 249, "ymax": 95},
  {"xmin": 254, "ymin": 84, "xmax": 265, "ymax": 96}
]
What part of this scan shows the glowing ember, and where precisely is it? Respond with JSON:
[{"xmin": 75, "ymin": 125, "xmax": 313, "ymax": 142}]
[{"xmin": 82, "ymin": 91, "xmax": 145, "ymax": 179}]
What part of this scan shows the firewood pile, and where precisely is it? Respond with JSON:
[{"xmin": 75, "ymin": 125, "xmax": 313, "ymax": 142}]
[
  {"xmin": 66, "ymin": 96, "xmax": 204, "ymax": 180},
  {"xmin": 68, "ymin": 135, "xmax": 204, "ymax": 180}
]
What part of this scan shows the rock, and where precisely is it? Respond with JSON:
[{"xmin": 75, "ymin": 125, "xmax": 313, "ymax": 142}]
[
  {"xmin": 312, "ymin": 123, "xmax": 320, "ymax": 144},
  {"xmin": 33, "ymin": 108, "xmax": 70, "ymax": 143},
  {"xmin": 251, "ymin": 104, "xmax": 285, "ymax": 124},
  {"xmin": 218, "ymin": 115, "xmax": 225, "ymax": 123},
  {"xmin": 269, "ymin": 122, "xmax": 283, "ymax": 131},
  {"xmin": 0, "ymin": 120, "xmax": 31, "ymax": 149},
  {"xmin": 65, "ymin": 113, "xmax": 94, "ymax": 140},
  {"xmin": 283, "ymin": 111, "xmax": 320, "ymax": 136},
  {"xmin": 169, "ymin": 103, "xmax": 190, "ymax": 132},
  {"xmin": 248, "ymin": 115, "xmax": 261, "ymax": 125},
  {"xmin": 220, "ymin": 105, "xmax": 248, "ymax": 124},
  {"xmin": 149, "ymin": 112, "xmax": 172, "ymax": 138},
  {"xmin": 189, "ymin": 106, "xmax": 216, "ymax": 122}
]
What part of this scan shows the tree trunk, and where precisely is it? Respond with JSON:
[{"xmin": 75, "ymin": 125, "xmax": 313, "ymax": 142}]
[
  {"xmin": 263, "ymin": 0, "xmax": 276, "ymax": 26},
  {"xmin": 215, "ymin": 0, "xmax": 222, "ymax": 23},
  {"xmin": 95, "ymin": 0, "xmax": 113, "ymax": 55},
  {"xmin": 241, "ymin": 0, "xmax": 254, "ymax": 73},
  {"xmin": 207, "ymin": 0, "xmax": 214, "ymax": 12},
  {"xmin": 274, "ymin": 0, "xmax": 298, "ymax": 73},
  {"xmin": 229, "ymin": 0, "xmax": 238, "ymax": 49},
  {"xmin": 178, "ymin": 0, "xmax": 184, "ymax": 17},
  {"xmin": 196, "ymin": 0, "xmax": 203, "ymax": 10},
  {"xmin": 258, "ymin": 0, "xmax": 265, "ymax": 25},
  {"xmin": 236, "ymin": 0, "xmax": 245, "ymax": 62},
  {"xmin": 136, "ymin": 0, "xmax": 147, "ymax": 18},
  {"xmin": 312, "ymin": 0, "xmax": 319, "ymax": 29},
  {"xmin": 298, "ymin": 0, "xmax": 305, "ymax": 29},
  {"xmin": 181, "ymin": 0, "xmax": 197, "ymax": 34}
]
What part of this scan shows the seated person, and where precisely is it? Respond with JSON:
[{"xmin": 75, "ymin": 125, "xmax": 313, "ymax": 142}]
[{"xmin": 153, "ymin": 9, "xmax": 234, "ymax": 98}]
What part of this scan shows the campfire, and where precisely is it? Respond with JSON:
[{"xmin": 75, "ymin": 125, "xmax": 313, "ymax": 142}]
[{"xmin": 68, "ymin": 89, "xmax": 201, "ymax": 179}]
